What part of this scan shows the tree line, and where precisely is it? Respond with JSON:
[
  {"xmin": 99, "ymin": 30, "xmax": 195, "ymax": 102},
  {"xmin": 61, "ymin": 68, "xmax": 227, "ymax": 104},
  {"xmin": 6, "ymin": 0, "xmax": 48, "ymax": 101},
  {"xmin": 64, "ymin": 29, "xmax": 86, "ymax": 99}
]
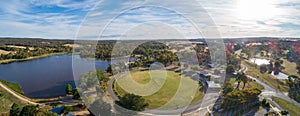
[{"xmin": 0, "ymin": 38, "xmax": 73, "ymax": 60}]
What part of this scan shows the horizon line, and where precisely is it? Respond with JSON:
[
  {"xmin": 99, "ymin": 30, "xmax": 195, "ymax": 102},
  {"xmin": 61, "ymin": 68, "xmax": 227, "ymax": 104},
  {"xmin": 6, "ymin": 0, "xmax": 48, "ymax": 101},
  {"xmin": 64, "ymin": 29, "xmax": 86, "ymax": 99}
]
[{"xmin": 0, "ymin": 36, "xmax": 299, "ymax": 41}]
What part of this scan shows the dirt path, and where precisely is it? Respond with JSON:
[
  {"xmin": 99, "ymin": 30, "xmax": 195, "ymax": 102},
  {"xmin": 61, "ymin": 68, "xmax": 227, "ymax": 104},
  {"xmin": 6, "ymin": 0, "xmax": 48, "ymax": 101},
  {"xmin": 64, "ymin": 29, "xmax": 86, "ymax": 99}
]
[{"xmin": 0, "ymin": 82, "xmax": 38, "ymax": 105}]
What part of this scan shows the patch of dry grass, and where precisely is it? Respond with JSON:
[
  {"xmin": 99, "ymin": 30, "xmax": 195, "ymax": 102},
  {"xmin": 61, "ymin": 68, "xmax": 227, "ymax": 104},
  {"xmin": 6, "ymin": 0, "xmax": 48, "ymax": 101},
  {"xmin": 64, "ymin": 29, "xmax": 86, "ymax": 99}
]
[
  {"xmin": 281, "ymin": 58, "xmax": 300, "ymax": 77},
  {"xmin": 0, "ymin": 49, "xmax": 9, "ymax": 55}
]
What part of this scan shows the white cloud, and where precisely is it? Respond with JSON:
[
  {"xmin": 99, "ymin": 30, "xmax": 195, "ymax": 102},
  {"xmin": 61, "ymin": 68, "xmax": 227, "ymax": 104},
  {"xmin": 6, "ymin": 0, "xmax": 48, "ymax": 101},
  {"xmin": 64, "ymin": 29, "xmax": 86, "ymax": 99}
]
[
  {"xmin": 1, "ymin": 0, "xmax": 300, "ymax": 39},
  {"xmin": 30, "ymin": 0, "xmax": 102, "ymax": 11}
]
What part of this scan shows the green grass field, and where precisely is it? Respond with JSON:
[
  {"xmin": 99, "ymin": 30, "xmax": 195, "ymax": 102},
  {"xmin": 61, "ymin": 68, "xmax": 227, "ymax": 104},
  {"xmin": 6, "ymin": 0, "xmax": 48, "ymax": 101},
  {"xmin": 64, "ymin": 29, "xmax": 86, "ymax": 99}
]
[
  {"xmin": 114, "ymin": 70, "xmax": 204, "ymax": 110},
  {"xmin": 272, "ymin": 97, "xmax": 300, "ymax": 116}
]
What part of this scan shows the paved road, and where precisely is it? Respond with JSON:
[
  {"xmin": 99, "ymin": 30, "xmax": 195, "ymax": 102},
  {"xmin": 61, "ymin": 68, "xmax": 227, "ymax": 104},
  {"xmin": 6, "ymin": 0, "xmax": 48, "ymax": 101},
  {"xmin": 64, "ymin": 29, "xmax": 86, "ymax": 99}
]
[
  {"xmin": 0, "ymin": 82, "xmax": 38, "ymax": 105},
  {"xmin": 241, "ymin": 64, "xmax": 300, "ymax": 108},
  {"xmin": 107, "ymin": 72, "xmax": 126, "ymax": 101}
]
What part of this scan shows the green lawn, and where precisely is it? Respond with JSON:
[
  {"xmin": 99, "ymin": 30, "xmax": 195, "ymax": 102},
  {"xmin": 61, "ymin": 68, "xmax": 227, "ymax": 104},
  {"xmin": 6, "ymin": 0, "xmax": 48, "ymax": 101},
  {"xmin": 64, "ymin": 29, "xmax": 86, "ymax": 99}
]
[
  {"xmin": 243, "ymin": 61, "xmax": 289, "ymax": 92},
  {"xmin": 114, "ymin": 70, "xmax": 204, "ymax": 110},
  {"xmin": 272, "ymin": 97, "xmax": 300, "ymax": 116}
]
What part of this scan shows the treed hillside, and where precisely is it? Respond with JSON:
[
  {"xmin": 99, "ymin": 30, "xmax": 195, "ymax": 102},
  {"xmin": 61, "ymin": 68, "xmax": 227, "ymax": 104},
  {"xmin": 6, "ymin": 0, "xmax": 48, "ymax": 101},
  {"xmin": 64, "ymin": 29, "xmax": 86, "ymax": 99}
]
[{"xmin": 0, "ymin": 38, "xmax": 74, "ymax": 61}]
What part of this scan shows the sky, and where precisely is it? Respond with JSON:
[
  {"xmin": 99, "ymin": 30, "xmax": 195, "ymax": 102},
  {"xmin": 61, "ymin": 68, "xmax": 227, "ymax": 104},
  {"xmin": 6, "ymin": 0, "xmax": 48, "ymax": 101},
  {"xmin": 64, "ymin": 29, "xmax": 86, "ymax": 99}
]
[{"xmin": 1, "ymin": 0, "xmax": 300, "ymax": 39}]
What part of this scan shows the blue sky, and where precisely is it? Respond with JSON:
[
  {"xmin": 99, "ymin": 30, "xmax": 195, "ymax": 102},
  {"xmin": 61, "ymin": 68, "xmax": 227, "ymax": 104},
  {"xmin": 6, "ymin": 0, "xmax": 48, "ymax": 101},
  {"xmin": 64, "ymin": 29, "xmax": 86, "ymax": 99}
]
[{"xmin": 1, "ymin": 0, "xmax": 300, "ymax": 39}]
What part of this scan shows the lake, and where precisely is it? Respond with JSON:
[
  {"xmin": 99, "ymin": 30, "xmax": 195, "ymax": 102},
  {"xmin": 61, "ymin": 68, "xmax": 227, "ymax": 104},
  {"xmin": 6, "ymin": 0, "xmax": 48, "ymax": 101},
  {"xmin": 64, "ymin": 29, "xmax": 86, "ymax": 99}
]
[
  {"xmin": 250, "ymin": 58, "xmax": 288, "ymax": 79},
  {"xmin": 0, "ymin": 54, "xmax": 123, "ymax": 98},
  {"xmin": 271, "ymin": 71, "xmax": 289, "ymax": 79},
  {"xmin": 250, "ymin": 58, "xmax": 270, "ymax": 66}
]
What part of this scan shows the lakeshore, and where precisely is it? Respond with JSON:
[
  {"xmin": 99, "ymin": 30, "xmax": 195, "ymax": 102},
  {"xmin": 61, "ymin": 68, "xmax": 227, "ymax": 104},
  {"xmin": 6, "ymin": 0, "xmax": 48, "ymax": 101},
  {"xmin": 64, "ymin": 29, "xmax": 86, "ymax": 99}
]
[{"xmin": 0, "ymin": 52, "xmax": 68, "ymax": 64}]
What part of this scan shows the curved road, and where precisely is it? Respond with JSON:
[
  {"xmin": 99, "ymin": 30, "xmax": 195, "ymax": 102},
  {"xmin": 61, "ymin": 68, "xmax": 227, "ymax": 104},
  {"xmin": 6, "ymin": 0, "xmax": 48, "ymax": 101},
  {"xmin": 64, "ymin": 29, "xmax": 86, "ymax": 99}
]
[
  {"xmin": 108, "ymin": 72, "xmax": 127, "ymax": 101},
  {"xmin": 0, "ymin": 82, "xmax": 38, "ymax": 105},
  {"xmin": 241, "ymin": 64, "xmax": 300, "ymax": 108}
]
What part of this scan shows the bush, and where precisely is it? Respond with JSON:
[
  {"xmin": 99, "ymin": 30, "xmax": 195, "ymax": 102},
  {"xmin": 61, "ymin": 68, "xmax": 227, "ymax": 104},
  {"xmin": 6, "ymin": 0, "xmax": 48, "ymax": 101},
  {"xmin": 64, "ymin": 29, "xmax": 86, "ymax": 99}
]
[
  {"xmin": 20, "ymin": 105, "xmax": 37, "ymax": 116},
  {"xmin": 280, "ymin": 110, "xmax": 289, "ymax": 115},
  {"xmin": 115, "ymin": 94, "xmax": 148, "ymax": 111},
  {"xmin": 260, "ymin": 65, "xmax": 268, "ymax": 73},
  {"xmin": 63, "ymin": 106, "xmax": 73, "ymax": 115},
  {"xmin": 261, "ymin": 99, "xmax": 271, "ymax": 108},
  {"xmin": 261, "ymin": 99, "xmax": 266, "ymax": 105}
]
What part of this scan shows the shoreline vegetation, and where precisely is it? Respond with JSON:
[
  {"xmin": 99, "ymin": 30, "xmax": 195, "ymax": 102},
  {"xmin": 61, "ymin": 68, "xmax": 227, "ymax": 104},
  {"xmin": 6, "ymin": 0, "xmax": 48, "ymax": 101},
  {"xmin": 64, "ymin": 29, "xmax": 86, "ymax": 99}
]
[
  {"xmin": 0, "ymin": 81, "xmax": 36, "ymax": 104},
  {"xmin": 0, "ymin": 50, "xmax": 129, "ymax": 64},
  {"xmin": 0, "ymin": 52, "xmax": 71, "ymax": 102},
  {"xmin": 0, "ymin": 80, "xmax": 24, "ymax": 95},
  {"xmin": 0, "ymin": 79, "xmax": 63, "ymax": 104},
  {"xmin": 0, "ymin": 52, "xmax": 67, "ymax": 64},
  {"xmin": 84, "ymin": 55, "xmax": 131, "ymax": 61}
]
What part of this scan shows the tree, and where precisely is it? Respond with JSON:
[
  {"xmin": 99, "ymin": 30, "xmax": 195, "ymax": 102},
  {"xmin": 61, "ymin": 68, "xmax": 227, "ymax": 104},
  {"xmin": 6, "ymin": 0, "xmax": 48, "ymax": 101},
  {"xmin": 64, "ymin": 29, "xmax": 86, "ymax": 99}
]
[
  {"xmin": 115, "ymin": 94, "xmax": 148, "ymax": 111},
  {"xmin": 261, "ymin": 99, "xmax": 267, "ymax": 106},
  {"xmin": 261, "ymin": 98, "xmax": 270, "ymax": 108},
  {"xmin": 89, "ymin": 99, "xmax": 112, "ymax": 116},
  {"xmin": 106, "ymin": 64, "xmax": 113, "ymax": 74},
  {"xmin": 235, "ymin": 72, "xmax": 246, "ymax": 89},
  {"xmin": 286, "ymin": 50, "xmax": 298, "ymax": 62},
  {"xmin": 241, "ymin": 73, "xmax": 248, "ymax": 89},
  {"xmin": 260, "ymin": 65, "xmax": 268, "ymax": 73},
  {"xmin": 95, "ymin": 70, "xmax": 109, "ymax": 87},
  {"xmin": 287, "ymin": 75, "xmax": 300, "ymax": 102},
  {"xmin": 66, "ymin": 84, "xmax": 73, "ymax": 95},
  {"xmin": 10, "ymin": 103, "xmax": 21, "ymax": 116},
  {"xmin": 280, "ymin": 110, "xmax": 289, "ymax": 115},
  {"xmin": 273, "ymin": 60, "xmax": 282, "ymax": 75},
  {"xmin": 79, "ymin": 70, "xmax": 109, "ymax": 91},
  {"xmin": 118, "ymin": 61, "xmax": 126, "ymax": 72},
  {"xmin": 260, "ymin": 51, "xmax": 264, "ymax": 57},
  {"xmin": 72, "ymin": 88, "xmax": 81, "ymax": 100},
  {"xmin": 63, "ymin": 106, "xmax": 73, "ymax": 115},
  {"xmin": 222, "ymin": 82, "xmax": 234, "ymax": 95},
  {"xmin": 233, "ymin": 44, "xmax": 241, "ymax": 51},
  {"xmin": 268, "ymin": 61, "xmax": 273, "ymax": 74},
  {"xmin": 222, "ymin": 88, "xmax": 261, "ymax": 110},
  {"xmin": 35, "ymin": 106, "xmax": 57, "ymax": 116},
  {"xmin": 191, "ymin": 65, "xmax": 201, "ymax": 71},
  {"xmin": 226, "ymin": 64, "xmax": 235, "ymax": 75},
  {"xmin": 227, "ymin": 55, "xmax": 241, "ymax": 69},
  {"xmin": 79, "ymin": 71, "xmax": 99, "ymax": 90},
  {"xmin": 20, "ymin": 105, "xmax": 37, "ymax": 116}
]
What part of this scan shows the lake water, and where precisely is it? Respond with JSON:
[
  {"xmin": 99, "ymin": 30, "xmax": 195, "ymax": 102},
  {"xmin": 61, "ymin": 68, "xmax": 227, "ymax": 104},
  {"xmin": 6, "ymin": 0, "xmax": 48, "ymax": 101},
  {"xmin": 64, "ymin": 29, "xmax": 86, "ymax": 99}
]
[
  {"xmin": 250, "ymin": 58, "xmax": 288, "ymax": 79},
  {"xmin": 271, "ymin": 71, "xmax": 289, "ymax": 79},
  {"xmin": 0, "ymin": 54, "xmax": 123, "ymax": 98},
  {"xmin": 250, "ymin": 58, "xmax": 270, "ymax": 65}
]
